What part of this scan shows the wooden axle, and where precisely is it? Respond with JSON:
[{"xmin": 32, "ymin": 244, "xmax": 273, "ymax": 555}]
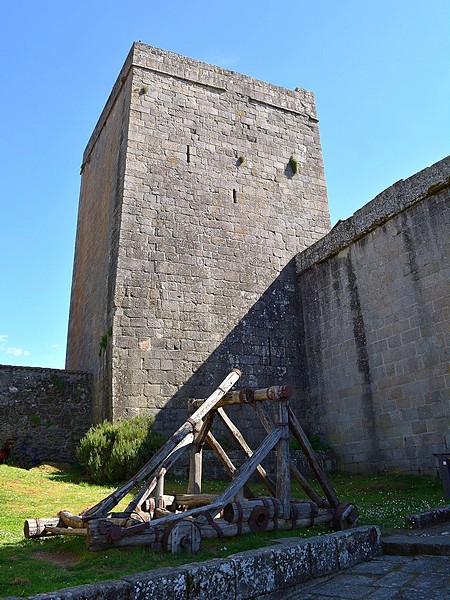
[
  {"xmin": 190, "ymin": 385, "xmax": 292, "ymax": 410},
  {"xmin": 222, "ymin": 499, "xmax": 318, "ymax": 524}
]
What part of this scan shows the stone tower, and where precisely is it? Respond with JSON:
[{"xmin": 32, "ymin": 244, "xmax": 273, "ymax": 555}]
[{"xmin": 66, "ymin": 42, "xmax": 330, "ymax": 435}]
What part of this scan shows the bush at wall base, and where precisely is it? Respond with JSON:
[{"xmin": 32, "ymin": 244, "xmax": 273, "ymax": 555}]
[{"xmin": 76, "ymin": 416, "xmax": 164, "ymax": 485}]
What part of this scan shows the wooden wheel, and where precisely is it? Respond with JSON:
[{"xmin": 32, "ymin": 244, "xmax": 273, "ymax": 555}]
[
  {"xmin": 162, "ymin": 519, "xmax": 201, "ymax": 554},
  {"xmin": 332, "ymin": 502, "xmax": 359, "ymax": 530},
  {"xmin": 248, "ymin": 505, "xmax": 270, "ymax": 532}
]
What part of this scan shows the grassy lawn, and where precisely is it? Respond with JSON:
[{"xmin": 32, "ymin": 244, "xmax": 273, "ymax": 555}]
[{"xmin": 0, "ymin": 463, "xmax": 447, "ymax": 597}]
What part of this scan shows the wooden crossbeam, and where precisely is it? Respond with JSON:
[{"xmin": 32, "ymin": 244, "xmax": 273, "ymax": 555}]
[
  {"xmin": 288, "ymin": 406, "xmax": 340, "ymax": 509},
  {"xmin": 190, "ymin": 385, "xmax": 292, "ymax": 409},
  {"xmin": 217, "ymin": 407, "xmax": 277, "ymax": 496}
]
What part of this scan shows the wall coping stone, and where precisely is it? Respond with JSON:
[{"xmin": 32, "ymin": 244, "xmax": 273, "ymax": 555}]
[
  {"xmin": 405, "ymin": 505, "xmax": 450, "ymax": 529},
  {"xmin": 0, "ymin": 364, "xmax": 90, "ymax": 377},
  {"xmin": 296, "ymin": 155, "xmax": 450, "ymax": 274},
  {"xmin": 17, "ymin": 526, "xmax": 381, "ymax": 600}
]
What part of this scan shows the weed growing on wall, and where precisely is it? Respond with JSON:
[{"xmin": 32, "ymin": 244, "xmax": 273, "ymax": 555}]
[{"xmin": 289, "ymin": 155, "xmax": 299, "ymax": 175}]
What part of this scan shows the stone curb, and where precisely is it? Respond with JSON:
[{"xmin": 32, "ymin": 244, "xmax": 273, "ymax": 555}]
[
  {"xmin": 404, "ymin": 505, "xmax": 450, "ymax": 529},
  {"xmin": 4, "ymin": 526, "xmax": 381, "ymax": 600}
]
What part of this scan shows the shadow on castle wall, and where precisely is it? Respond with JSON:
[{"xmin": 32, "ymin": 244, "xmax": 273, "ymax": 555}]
[{"xmin": 147, "ymin": 258, "xmax": 305, "ymax": 442}]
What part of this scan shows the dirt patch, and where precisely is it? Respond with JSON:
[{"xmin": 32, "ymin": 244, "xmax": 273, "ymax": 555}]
[{"xmin": 32, "ymin": 549, "xmax": 80, "ymax": 567}]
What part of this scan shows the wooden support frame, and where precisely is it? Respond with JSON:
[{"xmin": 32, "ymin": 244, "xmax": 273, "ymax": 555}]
[
  {"xmin": 24, "ymin": 370, "xmax": 358, "ymax": 553},
  {"xmin": 216, "ymin": 407, "xmax": 277, "ymax": 496}
]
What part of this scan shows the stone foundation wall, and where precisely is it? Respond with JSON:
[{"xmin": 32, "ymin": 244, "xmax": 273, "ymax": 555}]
[
  {"xmin": 296, "ymin": 157, "xmax": 450, "ymax": 474},
  {"xmin": 0, "ymin": 365, "xmax": 92, "ymax": 466}
]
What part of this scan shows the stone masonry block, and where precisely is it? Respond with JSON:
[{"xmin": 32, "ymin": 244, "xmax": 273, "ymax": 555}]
[
  {"xmin": 124, "ymin": 567, "xmax": 187, "ymax": 600},
  {"xmin": 183, "ymin": 558, "xmax": 236, "ymax": 599},
  {"xmin": 272, "ymin": 538, "xmax": 311, "ymax": 589},
  {"xmin": 230, "ymin": 547, "xmax": 277, "ymax": 599},
  {"xmin": 29, "ymin": 579, "xmax": 132, "ymax": 600},
  {"xmin": 335, "ymin": 526, "xmax": 382, "ymax": 570},
  {"xmin": 308, "ymin": 534, "xmax": 339, "ymax": 578}
]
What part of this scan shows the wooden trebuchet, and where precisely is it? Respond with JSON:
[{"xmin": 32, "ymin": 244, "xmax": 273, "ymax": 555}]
[
  {"xmin": 24, "ymin": 373, "xmax": 356, "ymax": 554},
  {"xmin": 82, "ymin": 368, "xmax": 242, "ymax": 518}
]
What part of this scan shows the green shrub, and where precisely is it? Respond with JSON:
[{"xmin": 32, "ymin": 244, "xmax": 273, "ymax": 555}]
[{"xmin": 76, "ymin": 415, "xmax": 164, "ymax": 484}]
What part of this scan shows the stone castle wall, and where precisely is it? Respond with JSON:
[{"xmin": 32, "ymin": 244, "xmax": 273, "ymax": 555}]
[
  {"xmin": 66, "ymin": 60, "xmax": 133, "ymax": 422},
  {"xmin": 0, "ymin": 365, "xmax": 91, "ymax": 465},
  {"xmin": 295, "ymin": 157, "xmax": 450, "ymax": 474},
  {"xmin": 66, "ymin": 42, "xmax": 331, "ymax": 437}
]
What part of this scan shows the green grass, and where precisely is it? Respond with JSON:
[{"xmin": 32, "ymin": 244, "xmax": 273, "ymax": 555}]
[{"xmin": 0, "ymin": 463, "xmax": 447, "ymax": 597}]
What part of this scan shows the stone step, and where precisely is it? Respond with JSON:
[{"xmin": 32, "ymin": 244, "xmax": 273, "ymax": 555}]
[{"xmin": 382, "ymin": 523, "xmax": 450, "ymax": 556}]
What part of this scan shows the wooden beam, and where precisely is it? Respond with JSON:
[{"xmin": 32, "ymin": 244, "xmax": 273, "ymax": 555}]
[
  {"xmin": 190, "ymin": 385, "xmax": 292, "ymax": 409},
  {"xmin": 175, "ymin": 494, "xmax": 218, "ymax": 507},
  {"xmin": 45, "ymin": 526, "xmax": 87, "ymax": 536},
  {"xmin": 275, "ymin": 398, "xmax": 291, "ymax": 518},
  {"xmin": 288, "ymin": 406, "xmax": 340, "ymax": 509},
  {"xmin": 217, "ymin": 407, "xmax": 276, "ymax": 496}
]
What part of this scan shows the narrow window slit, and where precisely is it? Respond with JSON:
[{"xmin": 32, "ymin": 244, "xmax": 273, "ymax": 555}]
[
  {"xmin": 233, "ymin": 189, "xmax": 237, "ymax": 203},
  {"xmin": 186, "ymin": 145, "xmax": 191, "ymax": 163}
]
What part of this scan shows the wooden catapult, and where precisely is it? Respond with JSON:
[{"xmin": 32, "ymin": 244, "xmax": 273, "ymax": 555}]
[{"xmin": 24, "ymin": 369, "xmax": 358, "ymax": 553}]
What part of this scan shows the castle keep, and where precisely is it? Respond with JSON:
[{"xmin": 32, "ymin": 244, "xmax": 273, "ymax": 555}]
[{"xmin": 66, "ymin": 42, "xmax": 330, "ymax": 433}]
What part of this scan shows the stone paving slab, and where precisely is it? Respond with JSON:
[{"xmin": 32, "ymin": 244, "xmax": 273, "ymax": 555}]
[{"xmin": 274, "ymin": 555, "xmax": 450, "ymax": 599}]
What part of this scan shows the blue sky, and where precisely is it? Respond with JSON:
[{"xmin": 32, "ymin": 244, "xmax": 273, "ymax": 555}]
[{"xmin": 0, "ymin": 0, "xmax": 448, "ymax": 369}]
